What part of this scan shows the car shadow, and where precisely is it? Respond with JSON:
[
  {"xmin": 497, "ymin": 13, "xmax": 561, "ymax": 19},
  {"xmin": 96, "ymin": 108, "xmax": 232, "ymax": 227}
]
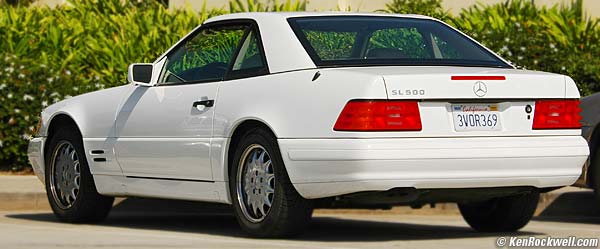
[
  {"xmin": 534, "ymin": 190, "xmax": 600, "ymax": 225},
  {"xmin": 7, "ymin": 197, "xmax": 540, "ymax": 242}
]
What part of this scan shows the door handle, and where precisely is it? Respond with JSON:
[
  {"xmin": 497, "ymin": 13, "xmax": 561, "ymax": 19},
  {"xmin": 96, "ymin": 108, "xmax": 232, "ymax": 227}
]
[
  {"xmin": 192, "ymin": 99, "xmax": 214, "ymax": 111},
  {"xmin": 193, "ymin": 100, "xmax": 214, "ymax": 107}
]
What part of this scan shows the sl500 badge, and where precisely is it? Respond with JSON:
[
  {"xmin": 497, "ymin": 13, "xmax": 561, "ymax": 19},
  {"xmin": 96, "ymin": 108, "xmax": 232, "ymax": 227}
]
[{"xmin": 391, "ymin": 89, "xmax": 426, "ymax": 96}]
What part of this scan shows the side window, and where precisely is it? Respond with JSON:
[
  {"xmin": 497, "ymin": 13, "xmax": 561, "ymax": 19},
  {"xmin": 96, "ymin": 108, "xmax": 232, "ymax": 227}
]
[
  {"xmin": 367, "ymin": 28, "xmax": 430, "ymax": 59},
  {"xmin": 228, "ymin": 30, "xmax": 268, "ymax": 78},
  {"xmin": 160, "ymin": 24, "xmax": 248, "ymax": 84}
]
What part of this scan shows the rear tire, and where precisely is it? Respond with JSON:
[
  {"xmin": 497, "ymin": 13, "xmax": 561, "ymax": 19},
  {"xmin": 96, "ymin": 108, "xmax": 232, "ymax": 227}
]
[
  {"xmin": 459, "ymin": 191, "xmax": 539, "ymax": 232},
  {"xmin": 591, "ymin": 147, "xmax": 600, "ymax": 205},
  {"xmin": 45, "ymin": 127, "xmax": 114, "ymax": 223},
  {"xmin": 229, "ymin": 127, "xmax": 313, "ymax": 238}
]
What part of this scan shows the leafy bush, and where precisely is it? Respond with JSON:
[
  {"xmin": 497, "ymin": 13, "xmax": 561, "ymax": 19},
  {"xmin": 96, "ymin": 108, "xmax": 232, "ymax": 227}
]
[
  {"xmin": 229, "ymin": 0, "xmax": 306, "ymax": 12},
  {"xmin": 381, "ymin": 0, "xmax": 449, "ymax": 20},
  {"xmin": 0, "ymin": 55, "xmax": 95, "ymax": 169}
]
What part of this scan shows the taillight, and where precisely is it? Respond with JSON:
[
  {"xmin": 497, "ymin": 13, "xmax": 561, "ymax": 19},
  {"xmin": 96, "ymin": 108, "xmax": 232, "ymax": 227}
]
[
  {"xmin": 334, "ymin": 100, "xmax": 422, "ymax": 131},
  {"xmin": 532, "ymin": 100, "xmax": 581, "ymax": 129}
]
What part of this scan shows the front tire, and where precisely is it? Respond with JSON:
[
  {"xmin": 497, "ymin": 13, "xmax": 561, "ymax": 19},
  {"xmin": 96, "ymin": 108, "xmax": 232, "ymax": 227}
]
[
  {"xmin": 229, "ymin": 128, "xmax": 313, "ymax": 237},
  {"xmin": 45, "ymin": 127, "xmax": 114, "ymax": 223},
  {"xmin": 459, "ymin": 192, "xmax": 539, "ymax": 232}
]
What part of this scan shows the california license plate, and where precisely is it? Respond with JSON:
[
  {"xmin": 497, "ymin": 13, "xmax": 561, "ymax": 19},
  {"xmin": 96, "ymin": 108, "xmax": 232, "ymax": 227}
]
[{"xmin": 452, "ymin": 104, "xmax": 502, "ymax": 131}]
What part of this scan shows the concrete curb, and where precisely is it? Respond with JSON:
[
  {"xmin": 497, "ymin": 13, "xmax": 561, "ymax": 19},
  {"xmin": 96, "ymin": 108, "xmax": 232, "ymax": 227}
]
[
  {"xmin": 0, "ymin": 192, "xmax": 49, "ymax": 211},
  {"xmin": 0, "ymin": 176, "xmax": 49, "ymax": 211},
  {"xmin": 1, "ymin": 176, "xmax": 597, "ymax": 216}
]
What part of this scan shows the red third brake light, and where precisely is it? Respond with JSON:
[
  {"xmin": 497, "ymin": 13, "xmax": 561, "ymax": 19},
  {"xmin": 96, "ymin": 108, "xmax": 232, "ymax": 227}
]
[
  {"xmin": 532, "ymin": 100, "xmax": 581, "ymax": 130},
  {"xmin": 334, "ymin": 100, "xmax": 422, "ymax": 131}
]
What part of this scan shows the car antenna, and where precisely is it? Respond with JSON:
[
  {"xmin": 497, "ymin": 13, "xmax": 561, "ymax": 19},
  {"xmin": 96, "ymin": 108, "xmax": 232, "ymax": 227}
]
[{"xmin": 312, "ymin": 71, "xmax": 321, "ymax": 82}]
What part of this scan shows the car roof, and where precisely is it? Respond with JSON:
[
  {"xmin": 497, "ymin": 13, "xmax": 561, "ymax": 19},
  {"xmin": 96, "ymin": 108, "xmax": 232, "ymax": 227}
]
[
  {"xmin": 204, "ymin": 12, "xmax": 435, "ymax": 24},
  {"xmin": 201, "ymin": 12, "xmax": 439, "ymax": 73},
  {"xmin": 158, "ymin": 12, "xmax": 436, "ymax": 74}
]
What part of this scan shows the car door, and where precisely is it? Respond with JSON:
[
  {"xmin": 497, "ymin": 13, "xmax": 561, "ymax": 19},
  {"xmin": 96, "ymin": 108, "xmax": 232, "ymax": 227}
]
[{"xmin": 114, "ymin": 21, "xmax": 251, "ymax": 181}]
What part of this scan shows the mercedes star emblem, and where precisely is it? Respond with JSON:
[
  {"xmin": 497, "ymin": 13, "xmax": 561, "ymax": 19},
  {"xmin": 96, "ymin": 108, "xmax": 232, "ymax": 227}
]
[{"xmin": 473, "ymin": 81, "xmax": 488, "ymax": 97}]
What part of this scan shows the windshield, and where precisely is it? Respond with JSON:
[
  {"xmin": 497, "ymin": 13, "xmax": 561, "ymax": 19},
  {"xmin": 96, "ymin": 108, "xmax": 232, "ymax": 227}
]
[{"xmin": 288, "ymin": 16, "xmax": 511, "ymax": 68}]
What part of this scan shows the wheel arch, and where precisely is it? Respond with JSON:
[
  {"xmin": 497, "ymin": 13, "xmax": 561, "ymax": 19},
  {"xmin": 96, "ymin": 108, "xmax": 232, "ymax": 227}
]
[
  {"xmin": 223, "ymin": 119, "xmax": 279, "ymax": 187},
  {"xmin": 44, "ymin": 113, "xmax": 83, "ymax": 162}
]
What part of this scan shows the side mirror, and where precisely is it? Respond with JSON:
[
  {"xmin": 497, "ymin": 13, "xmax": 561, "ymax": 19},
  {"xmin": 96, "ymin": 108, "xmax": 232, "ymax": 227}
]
[{"xmin": 127, "ymin": 63, "xmax": 154, "ymax": 86}]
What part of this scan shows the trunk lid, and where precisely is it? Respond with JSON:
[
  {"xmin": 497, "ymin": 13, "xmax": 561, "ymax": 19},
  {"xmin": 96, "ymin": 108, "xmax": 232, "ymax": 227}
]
[
  {"xmin": 379, "ymin": 66, "xmax": 566, "ymax": 100},
  {"xmin": 329, "ymin": 66, "xmax": 578, "ymax": 137}
]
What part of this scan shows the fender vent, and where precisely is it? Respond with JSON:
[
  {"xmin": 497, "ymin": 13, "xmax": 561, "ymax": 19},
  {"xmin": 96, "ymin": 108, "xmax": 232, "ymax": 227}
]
[{"xmin": 90, "ymin": 150, "xmax": 105, "ymax": 155}]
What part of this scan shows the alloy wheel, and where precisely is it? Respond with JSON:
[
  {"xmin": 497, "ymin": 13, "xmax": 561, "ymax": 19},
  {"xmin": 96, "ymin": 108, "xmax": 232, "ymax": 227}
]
[
  {"xmin": 49, "ymin": 141, "xmax": 81, "ymax": 209},
  {"xmin": 236, "ymin": 144, "xmax": 275, "ymax": 223}
]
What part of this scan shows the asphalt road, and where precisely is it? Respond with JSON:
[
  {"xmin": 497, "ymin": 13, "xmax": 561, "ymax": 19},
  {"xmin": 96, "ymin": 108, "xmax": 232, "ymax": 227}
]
[{"xmin": 1, "ymin": 198, "xmax": 599, "ymax": 249}]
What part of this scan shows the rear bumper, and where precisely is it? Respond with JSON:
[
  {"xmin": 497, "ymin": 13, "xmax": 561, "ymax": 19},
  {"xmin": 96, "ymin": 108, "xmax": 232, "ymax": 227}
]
[{"xmin": 278, "ymin": 136, "xmax": 589, "ymax": 199}]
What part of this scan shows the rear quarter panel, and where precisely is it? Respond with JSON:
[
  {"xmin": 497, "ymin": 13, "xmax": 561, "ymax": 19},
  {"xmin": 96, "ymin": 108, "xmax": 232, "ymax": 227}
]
[{"xmin": 214, "ymin": 69, "xmax": 388, "ymax": 139}]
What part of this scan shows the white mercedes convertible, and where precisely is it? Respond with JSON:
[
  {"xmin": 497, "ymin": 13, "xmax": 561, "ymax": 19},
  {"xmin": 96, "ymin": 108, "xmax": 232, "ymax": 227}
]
[{"xmin": 28, "ymin": 12, "xmax": 589, "ymax": 237}]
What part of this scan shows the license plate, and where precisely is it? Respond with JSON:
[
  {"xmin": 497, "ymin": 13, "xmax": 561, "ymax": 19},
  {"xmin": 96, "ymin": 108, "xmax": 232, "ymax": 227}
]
[{"xmin": 452, "ymin": 104, "xmax": 502, "ymax": 131}]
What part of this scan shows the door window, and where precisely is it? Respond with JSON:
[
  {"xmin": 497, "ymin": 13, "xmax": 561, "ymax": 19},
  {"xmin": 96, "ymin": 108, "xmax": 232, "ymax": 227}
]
[{"xmin": 160, "ymin": 24, "xmax": 248, "ymax": 84}]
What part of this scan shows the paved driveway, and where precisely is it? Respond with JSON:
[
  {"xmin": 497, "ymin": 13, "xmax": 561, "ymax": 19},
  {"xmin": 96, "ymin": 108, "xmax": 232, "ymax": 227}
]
[{"xmin": 1, "ymin": 196, "xmax": 599, "ymax": 249}]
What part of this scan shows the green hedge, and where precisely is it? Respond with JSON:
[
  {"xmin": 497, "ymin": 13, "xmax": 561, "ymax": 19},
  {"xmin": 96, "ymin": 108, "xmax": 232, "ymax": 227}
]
[{"xmin": 1, "ymin": 0, "xmax": 599, "ymax": 170}]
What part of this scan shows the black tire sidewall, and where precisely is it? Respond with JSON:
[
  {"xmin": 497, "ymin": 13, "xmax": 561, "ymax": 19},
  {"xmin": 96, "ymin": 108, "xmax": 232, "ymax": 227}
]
[
  {"xmin": 228, "ymin": 129, "xmax": 298, "ymax": 236},
  {"xmin": 591, "ymin": 147, "xmax": 600, "ymax": 204},
  {"xmin": 459, "ymin": 191, "xmax": 539, "ymax": 232},
  {"xmin": 44, "ymin": 128, "xmax": 111, "ymax": 223}
]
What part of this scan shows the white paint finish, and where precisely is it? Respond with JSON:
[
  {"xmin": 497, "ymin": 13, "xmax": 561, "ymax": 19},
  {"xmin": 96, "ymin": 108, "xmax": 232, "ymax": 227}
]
[
  {"xmin": 150, "ymin": 57, "xmax": 166, "ymax": 85},
  {"xmin": 203, "ymin": 12, "xmax": 461, "ymax": 73},
  {"xmin": 40, "ymin": 84, "xmax": 134, "ymax": 138},
  {"xmin": 293, "ymin": 176, "xmax": 580, "ymax": 199},
  {"xmin": 565, "ymin": 76, "xmax": 581, "ymax": 98},
  {"xmin": 92, "ymin": 175, "xmax": 127, "ymax": 196},
  {"xmin": 113, "ymin": 83, "xmax": 218, "ymax": 181},
  {"xmin": 209, "ymin": 137, "xmax": 229, "ymax": 182},
  {"xmin": 114, "ymin": 138, "xmax": 212, "ymax": 180},
  {"xmin": 206, "ymin": 13, "xmax": 317, "ymax": 74},
  {"xmin": 279, "ymin": 136, "xmax": 588, "ymax": 198},
  {"xmin": 125, "ymin": 177, "xmax": 228, "ymax": 203},
  {"xmin": 214, "ymin": 68, "xmax": 388, "ymax": 138},
  {"xmin": 380, "ymin": 67, "xmax": 565, "ymax": 99},
  {"xmin": 26, "ymin": 137, "xmax": 45, "ymax": 183},
  {"xmin": 114, "ymin": 84, "xmax": 217, "ymax": 138},
  {"xmin": 216, "ymin": 66, "xmax": 579, "ymax": 139},
  {"xmin": 83, "ymin": 138, "xmax": 123, "ymax": 175},
  {"xmin": 92, "ymin": 175, "xmax": 230, "ymax": 203}
]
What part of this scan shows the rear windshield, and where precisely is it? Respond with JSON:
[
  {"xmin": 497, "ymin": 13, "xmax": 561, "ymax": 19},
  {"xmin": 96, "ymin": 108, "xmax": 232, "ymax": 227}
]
[{"xmin": 288, "ymin": 16, "xmax": 511, "ymax": 68}]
